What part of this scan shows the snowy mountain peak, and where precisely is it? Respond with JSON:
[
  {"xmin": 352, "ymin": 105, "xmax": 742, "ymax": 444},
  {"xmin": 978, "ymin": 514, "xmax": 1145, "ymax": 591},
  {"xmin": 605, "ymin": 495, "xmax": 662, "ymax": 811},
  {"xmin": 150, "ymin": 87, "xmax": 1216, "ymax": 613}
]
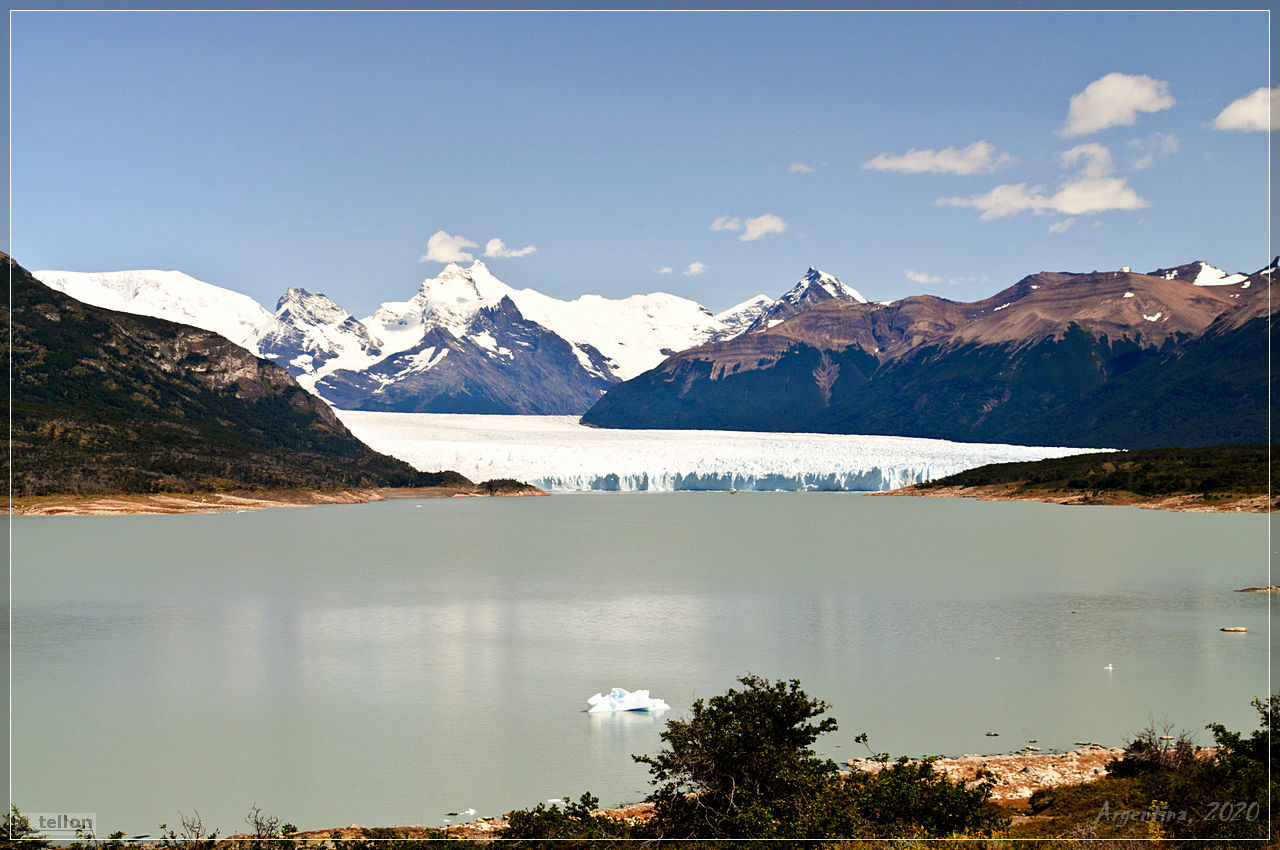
[
  {"xmin": 743, "ymin": 267, "xmax": 869, "ymax": 333},
  {"xmin": 275, "ymin": 287, "xmax": 349, "ymax": 320},
  {"xmin": 794, "ymin": 267, "xmax": 869, "ymax": 304},
  {"xmin": 418, "ymin": 261, "xmax": 513, "ymax": 308},
  {"xmin": 253, "ymin": 287, "xmax": 383, "ymax": 384},
  {"xmin": 34, "ymin": 268, "xmax": 272, "ymax": 349}
]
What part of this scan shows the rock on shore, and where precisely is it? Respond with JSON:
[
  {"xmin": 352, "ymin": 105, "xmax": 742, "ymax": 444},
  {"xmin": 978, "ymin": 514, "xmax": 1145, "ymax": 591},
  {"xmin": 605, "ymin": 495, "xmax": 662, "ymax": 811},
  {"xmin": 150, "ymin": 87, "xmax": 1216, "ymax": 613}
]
[{"xmin": 845, "ymin": 746, "xmax": 1125, "ymax": 802}]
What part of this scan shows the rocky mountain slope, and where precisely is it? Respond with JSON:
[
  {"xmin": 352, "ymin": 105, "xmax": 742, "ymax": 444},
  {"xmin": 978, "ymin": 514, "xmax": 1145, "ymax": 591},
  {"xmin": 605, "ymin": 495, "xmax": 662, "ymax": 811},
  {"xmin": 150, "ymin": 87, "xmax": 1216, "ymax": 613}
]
[
  {"xmin": 581, "ymin": 261, "xmax": 1272, "ymax": 449},
  {"xmin": 7, "ymin": 254, "xmax": 466, "ymax": 497}
]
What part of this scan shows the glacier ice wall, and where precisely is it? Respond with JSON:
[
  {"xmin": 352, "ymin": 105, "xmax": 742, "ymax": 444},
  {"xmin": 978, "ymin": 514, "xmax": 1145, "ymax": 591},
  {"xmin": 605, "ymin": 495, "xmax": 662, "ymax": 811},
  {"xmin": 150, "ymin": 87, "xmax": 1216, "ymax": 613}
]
[{"xmin": 336, "ymin": 412, "xmax": 1096, "ymax": 493}]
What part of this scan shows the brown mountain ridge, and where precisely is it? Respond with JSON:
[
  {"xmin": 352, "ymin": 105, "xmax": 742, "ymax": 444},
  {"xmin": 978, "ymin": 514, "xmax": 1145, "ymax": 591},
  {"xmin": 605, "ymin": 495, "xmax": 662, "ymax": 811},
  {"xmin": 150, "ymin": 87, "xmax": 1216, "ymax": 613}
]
[{"xmin": 581, "ymin": 261, "xmax": 1272, "ymax": 449}]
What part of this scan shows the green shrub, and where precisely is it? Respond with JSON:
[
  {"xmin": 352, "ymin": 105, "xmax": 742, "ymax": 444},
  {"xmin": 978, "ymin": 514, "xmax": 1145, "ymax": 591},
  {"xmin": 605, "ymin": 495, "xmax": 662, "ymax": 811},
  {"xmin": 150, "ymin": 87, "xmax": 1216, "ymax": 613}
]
[
  {"xmin": 630, "ymin": 674, "xmax": 1004, "ymax": 840},
  {"xmin": 502, "ymin": 792, "xmax": 631, "ymax": 841},
  {"xmin": 840, "ymin": 750, "xmax": 1007, "ymax": 838}
]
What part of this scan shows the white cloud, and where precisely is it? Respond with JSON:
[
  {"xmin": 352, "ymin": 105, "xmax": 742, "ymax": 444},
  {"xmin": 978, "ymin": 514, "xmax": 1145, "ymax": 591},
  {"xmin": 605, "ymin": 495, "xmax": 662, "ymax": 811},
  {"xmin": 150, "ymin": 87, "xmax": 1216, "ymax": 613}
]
[
  {"xmin": 1060, "ymin": 72, "xmax": 1175, "ymax": 137},
  {"xmin": 1211, "ymin": 86, "xmax": 1279, "ymax": 132},
  {"xmin": 1050, "ymin": 178, "xmax": 1146, "ymax": 215},
  {"xmin": 937, "ymin": 183, "xmax": 1051, "ymax": 220},
  {"xmin": 712, "ymin": 213, "xmax": 788, "ymax": 242},
  {"xmin": 788, "ymin": 162, "xmax": 816, "ymax": 173},
  {"xmin": 682, "ymin": 262, "xmax": 707, "ymax": 276},
  {"xmin": 904, "ymin": 268, "xmax": 941, "ymax": 284},
  {"xmin": 739, "ymin": 213, "xmax": 788, "ymax": 242},
  {"xmin": 863, "ymin": 140, "xmax": 1013, "ymax": 175},
  {"xmin": 1128, "ymin": 132, "xmax": 1179, "ymax": 169},
  {"xmin": 1048, "ymin": 218, "xmax": 1077, "ymax": 234},
  {"xmin": 483, "ymin": 238, "xmax": 537, "ymax": 259},
  {"xmin": 938, "ymin": 143, "xmax": 1147, "ymax": 220},
  {"xmin": 419, "ymin": 230, "xmax": 478, "ymax": 264},
  {"xmin": 1059, "ymin": 143, "xmax": 1113, "ymax": 178},
  {"xmin": 656, "ymin": 266, "xmax": 674, "ymax": 274}
]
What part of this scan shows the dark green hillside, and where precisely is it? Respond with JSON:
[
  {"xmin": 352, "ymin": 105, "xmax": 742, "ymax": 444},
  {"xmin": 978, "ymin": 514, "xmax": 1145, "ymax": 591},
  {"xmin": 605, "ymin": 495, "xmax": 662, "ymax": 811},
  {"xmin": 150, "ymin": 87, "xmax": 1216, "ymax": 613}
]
[
  {"xmin": 5, "ymin": 253, "xmax": 467, "ymax": 497},
  {"xmin": 915, "ymin": 444, "xmax": 1272, "ymax": 501}
]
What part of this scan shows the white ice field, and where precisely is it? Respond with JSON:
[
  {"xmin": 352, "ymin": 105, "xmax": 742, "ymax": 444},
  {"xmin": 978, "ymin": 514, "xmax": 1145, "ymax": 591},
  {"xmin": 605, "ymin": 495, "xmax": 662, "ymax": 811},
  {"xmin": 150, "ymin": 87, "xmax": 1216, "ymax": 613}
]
[{"xmin": 336, "ymin": 412, "xmax": 1095, "ymax": 493}]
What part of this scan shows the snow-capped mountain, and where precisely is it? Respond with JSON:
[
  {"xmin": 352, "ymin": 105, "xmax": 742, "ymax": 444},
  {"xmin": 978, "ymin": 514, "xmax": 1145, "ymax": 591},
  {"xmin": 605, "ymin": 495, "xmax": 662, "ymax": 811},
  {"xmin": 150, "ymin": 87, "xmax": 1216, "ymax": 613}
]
[
  {"xmin": 363, "ymin": 261, "xmax": 752, "ymax": 382},
  {"xmin": 32, "ymin": 261, "xmax": 859, "ymax": 414},
  {"xmin": 254, "ymin": 288, "xmax": 383, "ymax": 388},
  {"xmin": 315, "ymin": 260, "xmax": 780, "ymax": 413},
  {"xmin": 34, "ymin": 268, "xmax": 273, "ymax": 349},
  {"xmin": 317, "ymin": 295, "xmax": 616, "ymax": 414},
  {"xmin": 743, "ymin": 267, "xmax": 867, "ymax": 332}
]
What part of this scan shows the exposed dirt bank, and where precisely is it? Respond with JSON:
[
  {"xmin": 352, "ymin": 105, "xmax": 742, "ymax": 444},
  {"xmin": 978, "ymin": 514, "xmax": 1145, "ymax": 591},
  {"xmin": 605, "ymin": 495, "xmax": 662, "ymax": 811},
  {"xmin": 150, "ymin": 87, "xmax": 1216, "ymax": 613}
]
[{"xmin": 877, "ymin": 482, "xmax": 1268, "ymax": 513}]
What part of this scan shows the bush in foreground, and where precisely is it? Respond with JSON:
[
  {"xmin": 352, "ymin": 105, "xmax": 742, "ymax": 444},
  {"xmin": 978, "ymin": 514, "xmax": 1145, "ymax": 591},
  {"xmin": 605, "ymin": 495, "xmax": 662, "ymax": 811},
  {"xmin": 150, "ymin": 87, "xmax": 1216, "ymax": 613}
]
[
  {"xmin": 503, "ymin": 674, "xmax": 1006, "ymax": 841},
  {"xmin": 1021, "ymin": 694, "xmax": 1277, "ymax": 841}
]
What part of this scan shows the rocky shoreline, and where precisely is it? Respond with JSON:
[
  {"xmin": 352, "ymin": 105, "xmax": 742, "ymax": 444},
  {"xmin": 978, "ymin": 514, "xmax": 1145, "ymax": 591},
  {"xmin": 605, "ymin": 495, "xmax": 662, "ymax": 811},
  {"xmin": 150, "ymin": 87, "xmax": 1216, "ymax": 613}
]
[
  {"xmin": 11, "ymin": 484, "xmax": 547, "ymax": 516},
  {"xmin": 276, "ymin": 746, "xmax": 1126, "ymax": 841},
  {"xmin": 844, "ymin": 745, "xmax": 1125, "ymax": 803}
]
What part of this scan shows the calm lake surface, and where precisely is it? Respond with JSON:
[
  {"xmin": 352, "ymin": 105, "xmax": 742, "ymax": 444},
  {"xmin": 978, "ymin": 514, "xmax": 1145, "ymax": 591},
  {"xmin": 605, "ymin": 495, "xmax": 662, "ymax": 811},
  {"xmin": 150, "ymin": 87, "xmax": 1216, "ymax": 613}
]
[{"xmin": 11, "ymin": 493, "xmax": 1270, "ymax": 834}]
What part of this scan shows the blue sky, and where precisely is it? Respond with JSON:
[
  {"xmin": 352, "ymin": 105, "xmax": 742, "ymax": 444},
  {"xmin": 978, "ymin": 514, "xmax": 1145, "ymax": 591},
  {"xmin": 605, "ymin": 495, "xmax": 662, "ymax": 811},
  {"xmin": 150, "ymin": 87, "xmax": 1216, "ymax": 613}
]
[{"xmin": 11, "ymin": 10, "xmax": 1273, "ymax": 316}]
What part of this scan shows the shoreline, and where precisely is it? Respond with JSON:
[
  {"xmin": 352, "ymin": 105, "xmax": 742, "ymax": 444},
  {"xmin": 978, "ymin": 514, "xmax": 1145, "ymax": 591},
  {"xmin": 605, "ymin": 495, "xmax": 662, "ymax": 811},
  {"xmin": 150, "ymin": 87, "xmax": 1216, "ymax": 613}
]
[
  {"xmin": 10, "ymin": 484, "xmax": 547, "ymax": 517},
  {"xmin": 876, "ymin": 482, "xmax": 1269, "ymax": 513},
  {"xmin": 14, "ymin": 481, "xmax": 1266, "ymax": 515},
  {"xmin": 278, "ymin": 746, "xmax": 1127, "ymax": 841}
]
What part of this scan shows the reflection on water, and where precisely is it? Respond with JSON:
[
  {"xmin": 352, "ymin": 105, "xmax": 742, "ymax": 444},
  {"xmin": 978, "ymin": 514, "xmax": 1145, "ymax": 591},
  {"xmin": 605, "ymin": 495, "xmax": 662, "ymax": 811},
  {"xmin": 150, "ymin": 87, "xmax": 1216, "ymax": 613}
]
[{"xmin": 11, "ymin": 494, "xmax": 1268, "ymax": 835}]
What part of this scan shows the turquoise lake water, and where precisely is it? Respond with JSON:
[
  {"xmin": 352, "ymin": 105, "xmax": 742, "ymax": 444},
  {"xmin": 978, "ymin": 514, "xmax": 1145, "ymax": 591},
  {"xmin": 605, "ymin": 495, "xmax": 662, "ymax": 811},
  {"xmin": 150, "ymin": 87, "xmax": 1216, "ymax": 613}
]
[{"xmin": 9, "ymin": 493, "xmax": 1271, "ymax": 834}]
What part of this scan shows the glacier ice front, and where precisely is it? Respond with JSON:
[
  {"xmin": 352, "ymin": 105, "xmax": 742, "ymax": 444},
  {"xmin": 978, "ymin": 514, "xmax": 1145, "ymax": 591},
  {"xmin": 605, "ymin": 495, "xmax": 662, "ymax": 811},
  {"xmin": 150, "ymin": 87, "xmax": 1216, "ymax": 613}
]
[
  {"xmin": 335, "ymin": 412, "xmax": 1098, "ymax": 493},
  {"xmin": 587, "ymin": 687, "xmax": 670, "ymax": 713}
]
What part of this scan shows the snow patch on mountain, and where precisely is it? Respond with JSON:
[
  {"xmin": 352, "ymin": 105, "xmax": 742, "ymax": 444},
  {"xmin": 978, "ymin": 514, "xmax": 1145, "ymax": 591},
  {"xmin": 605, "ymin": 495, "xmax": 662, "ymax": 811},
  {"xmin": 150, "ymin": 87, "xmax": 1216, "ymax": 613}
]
[
  {"xmin": 711, "ymin": 294, "xmax": 774, "ymax": 340},
  {"xmin": 35, "ymin": 269, "xmax": 272, "ymax": 349},
  {"xmin": 1190, "ymin": 262, "xmax": 1248, "ymax": 287},
  {"xmin": 336, "ymin": 411, "xmax": 1091, "ymax": 492}
]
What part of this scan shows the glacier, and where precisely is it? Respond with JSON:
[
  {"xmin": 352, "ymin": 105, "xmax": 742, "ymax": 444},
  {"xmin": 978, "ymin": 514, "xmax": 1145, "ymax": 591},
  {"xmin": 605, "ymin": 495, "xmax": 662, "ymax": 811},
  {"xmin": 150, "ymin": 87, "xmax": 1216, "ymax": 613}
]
[{"xmin": 335, "ymin": 411, "xmax": 1096, "ymax": 492}]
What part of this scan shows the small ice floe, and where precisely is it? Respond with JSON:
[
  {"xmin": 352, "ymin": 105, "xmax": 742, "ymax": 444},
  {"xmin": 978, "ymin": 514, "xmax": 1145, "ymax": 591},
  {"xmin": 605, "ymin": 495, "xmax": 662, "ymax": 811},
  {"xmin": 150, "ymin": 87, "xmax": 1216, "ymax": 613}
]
[{"xmin": 586, "ymin": 687, "xmax": 670, "ymax": 713}]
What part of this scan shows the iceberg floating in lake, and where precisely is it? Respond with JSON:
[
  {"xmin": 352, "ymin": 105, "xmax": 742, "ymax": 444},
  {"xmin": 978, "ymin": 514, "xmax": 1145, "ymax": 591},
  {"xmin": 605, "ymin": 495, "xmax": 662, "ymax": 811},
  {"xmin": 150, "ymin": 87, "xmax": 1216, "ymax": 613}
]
[{"xmin": 587, "ymin": 687, "xmax": 670, "ymax": 713}]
